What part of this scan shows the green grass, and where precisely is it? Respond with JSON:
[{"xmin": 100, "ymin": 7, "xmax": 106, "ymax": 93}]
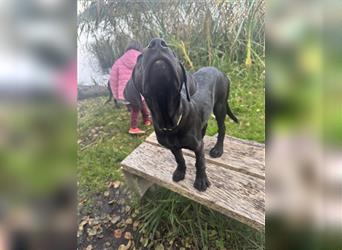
[
  {"xmin": 206, "ymin": 62, "xmax": 265, "ymax": 143},
  {"xmin": 77, "ymin": 98, "xmax": 153, "ymax": 200},
  {"xmin": 77, "ymin": 63, "xmax": 265, "ymax": 249},
  {"xmin": 138, "ymin": 187, "xmax": 264, "ymax": 250}
]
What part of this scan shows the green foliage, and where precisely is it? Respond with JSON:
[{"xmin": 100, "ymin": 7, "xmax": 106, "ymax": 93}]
[
  {"xmin": 77, "ymin": 97, "xmax": 153, "ymax": 200},
  {"xmin": 78, "ymin": 0, "xmax": 265, "ymax": 72},
  {"xmin": 137, "ymin": 187, "xmax": 265, "ymax": 249}
]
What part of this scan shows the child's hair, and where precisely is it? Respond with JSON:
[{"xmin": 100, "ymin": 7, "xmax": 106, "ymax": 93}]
[{"xmin": 125, "ymin": 40, "xmax": 143, "ymax": 52}]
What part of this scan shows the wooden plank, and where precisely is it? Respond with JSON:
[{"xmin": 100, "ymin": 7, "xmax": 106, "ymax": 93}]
[
  {"xmin": 146, "ymin": 133, "xmax": 265, "ymax": 180},
  {"xmin": 123, "ymin": 171, "xmax": 154, "ymax": 197},
  {"xmin": 121, "ymin": 142, "xmax": 265, "ymax": 231}
]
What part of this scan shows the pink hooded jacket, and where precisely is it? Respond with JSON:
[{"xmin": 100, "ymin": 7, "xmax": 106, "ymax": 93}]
[{"xmin": 109, "ymin": 49, "xmax": 141, "ymax": 100}]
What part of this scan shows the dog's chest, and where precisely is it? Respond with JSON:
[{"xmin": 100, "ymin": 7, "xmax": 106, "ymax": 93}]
[{"xmin": 156, "ymin": 134, "xmax": 194, "ymax": 150}]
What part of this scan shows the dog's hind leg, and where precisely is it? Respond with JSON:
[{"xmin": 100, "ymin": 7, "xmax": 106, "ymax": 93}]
[
  {"xmin": 171, "ymin": 148, "xmax": 186, "ymax": 182},
  {"xmin": 209, "ymin": 102, "xmax": 226, "ymax": 158}
]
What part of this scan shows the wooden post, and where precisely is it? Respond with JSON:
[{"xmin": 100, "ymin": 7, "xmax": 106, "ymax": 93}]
[{"xmin": 123, "ymin": 171, "xmax": 154, "ymax": 198}]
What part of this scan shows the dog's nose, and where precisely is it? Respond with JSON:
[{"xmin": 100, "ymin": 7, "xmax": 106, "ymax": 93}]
[{"xmin": 147, "ymin": 38, "xmax": 168, "ymax": 49}]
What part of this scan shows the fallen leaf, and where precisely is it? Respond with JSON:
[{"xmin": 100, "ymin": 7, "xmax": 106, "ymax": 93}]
[
  {"xmin": 118, "ymin": 223, "xmax": 127, "ymax": 230},
  {"xmin": 155, "ymin": 244, "xmax": 164, "ymax": 250},
  {"xmin": 140, "ymin": 237, "xmax": 149, "ymax": 247},
  {"xmin": 87, "ymin": 224, "xmax": 102, "ymax": 237},
  {"xmin": 118, "ymin": 240, "xmax": 132, "ymax": 250},
  {"xmin": 88, "ymin": 218, "xmax": 95, "ymax": 226},
  {"xmin": 108, "ymin": 199, "xmax": 116, "ymax": 205},
  {"xmin": 78, "ymin": 198, "xmax": 87, "ymax": 206},
  {"xmin": 124, "ymin": 231, "xmax": 133, "ymax": 240},
  {"xmin": 125, "ymin": 205, "xmax": 131, "ymax": 213},
  {"xmin": 87, "ymin": 227, "xmax": 97, "ymax": 236},
  {"xmin": 86, "ymin": 245, "xmax": 93, "ymax": 250},
  {"xmin": 113, "ymin": 229, "xmax": 122, "ymax": 239},
  {"xmin": 108, "ymin": 180, "xmax": 121, "ymax": 189},
  {"xmin": 118, "ymin": 199, "xmax": 125, "ymax": 205},
  {"xmin": 78, "ymin": 218, "xmax": 89, "ymax": 231},
  {"xmin": 125, "ymin": 218, "xmax": 133, "ymax": 225},
  {"xmin": 91, "ymin": 217, "xmax": 100, "ymax": 226},
  {"xmin": 113, "ymin": 181, "xmax": 121, "ymax": 188},
  {"xmin": 133, "ymin": 221, "xmax": 139, "ymax": 231},
  {"xmin": 110, "ymin": 215, "xmax": 121, "ymax": 225}
]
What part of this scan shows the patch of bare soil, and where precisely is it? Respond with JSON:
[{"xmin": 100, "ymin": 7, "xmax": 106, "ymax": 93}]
[{"xmin": 77, "ymin": 182, "xmax": 140, "ymax": 250}]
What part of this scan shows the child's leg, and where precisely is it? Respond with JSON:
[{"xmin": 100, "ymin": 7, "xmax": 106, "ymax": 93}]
[
  {"xmin": 126, "ymin": 104, "xmax": 131, "ymax": 112},
  {"xmin": 129, "ymin": 105, "xmax": 145, "ymax": 134},
  {"xmin": 141, "ymin": 101, "xmax": 151, "ymax": 123},
  {"xmin": 130, "ymin": 106, "xmax": 140, "ymax": 129}
]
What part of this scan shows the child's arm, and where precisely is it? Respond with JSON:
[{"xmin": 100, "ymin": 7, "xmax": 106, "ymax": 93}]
[{"xmin": 110, "ymin": 65, "xmax": 119, "ymax": 99}]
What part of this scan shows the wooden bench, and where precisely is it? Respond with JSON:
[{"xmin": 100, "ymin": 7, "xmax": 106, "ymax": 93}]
[{"xmin": 121, "ymin": 132, "xmax": 265, "ymax": 231}]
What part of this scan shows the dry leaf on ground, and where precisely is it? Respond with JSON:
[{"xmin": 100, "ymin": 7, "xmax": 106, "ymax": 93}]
[{"xmin": 113, "ymin": 229, "xmax": 122, "ymax": 239}]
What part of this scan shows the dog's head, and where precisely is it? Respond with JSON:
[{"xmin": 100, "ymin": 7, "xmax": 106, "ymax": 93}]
[{"xmin": 131, "ymin": 38, "xmax": 190, "ymax": 130}]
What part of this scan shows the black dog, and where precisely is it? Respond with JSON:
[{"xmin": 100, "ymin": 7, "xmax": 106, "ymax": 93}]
[
  {"xmin": 105, "ymin": 80, "xmax": 120, "ymax": 108},
  {"xmin": 129, "ymin": 38, "xmax": 238, "ymax": 191}
]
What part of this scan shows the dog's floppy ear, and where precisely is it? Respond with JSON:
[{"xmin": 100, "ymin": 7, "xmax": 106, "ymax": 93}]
[
  {"xmin": 131, "ymin": 54, "xmax": 144, "ymax": 94},
  {"xmin": 179, "ymin": 62, "xmax": 190, "ymax": 102}
]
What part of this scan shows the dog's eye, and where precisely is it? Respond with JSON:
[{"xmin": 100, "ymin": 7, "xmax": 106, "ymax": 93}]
[
  {"xmin": 160, "ymin": 40, "xmax": 168, "ymax": 48},
  {"xmin": 147, "ymin": 40, "xmax": 155, "ymax": 48}
]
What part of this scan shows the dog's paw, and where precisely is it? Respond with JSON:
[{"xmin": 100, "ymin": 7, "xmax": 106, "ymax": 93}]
[
  {"xmin": 194, "ymin": 175, "xmax": 211, "ymax": 191},
  {"xmin": 172, "ymin": 169, "xmax": 185, "ymax": 182},
  {"xmin": 209, "ymin": 146, "xmax": 223, "ymax": 158}
]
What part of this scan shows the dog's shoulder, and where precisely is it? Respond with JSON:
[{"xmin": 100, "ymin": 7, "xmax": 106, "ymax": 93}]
[
  {"xmin": 185, "ymin": 73, "xmax": 197, "ymax": 97},
  {"xmin": 193, "ymin": 67, "xmax": 225, "ymax": 84},
  {"xmin": 195, "ymin": 66, "xmax": 222, "ymax": 76}
]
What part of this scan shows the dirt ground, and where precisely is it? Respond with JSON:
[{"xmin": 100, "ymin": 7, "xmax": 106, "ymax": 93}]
[{"xmin": 78, "ymin": 182, "xmax": 140, "ymax": 250}]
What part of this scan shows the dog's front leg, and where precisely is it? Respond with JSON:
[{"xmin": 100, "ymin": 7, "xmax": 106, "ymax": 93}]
[
  {"xmin": 171, "ymin": 148, "xmax": 186, "ymax": 182},
  {"xmin": 194, "ymin": 142, "xmax": 211, "ymax": 191}
]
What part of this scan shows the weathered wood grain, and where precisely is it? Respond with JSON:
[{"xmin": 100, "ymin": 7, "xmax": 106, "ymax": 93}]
[
  {"xmin": 121, "ymin": 142, "xmax": 265, "ymax": 231},
  {"xmin": 146, "ymin": 133, "xmax": 265, "ymax": 180},
  {"xmin": 123, "ymin": 171, "xmax": 154, "ymax": 197}
]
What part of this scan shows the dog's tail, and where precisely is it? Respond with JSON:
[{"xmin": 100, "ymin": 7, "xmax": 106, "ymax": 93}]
[
  {"xmin": 224, "ymin": 74, "xmax": 239, "ymax": 124},
  {"xmin": 227, "ymin": 102, "xmax": 239, "ymax": 123},
  {"xmin": 105, "ymin": 80, "xmax": 113, "ymax": 104}
]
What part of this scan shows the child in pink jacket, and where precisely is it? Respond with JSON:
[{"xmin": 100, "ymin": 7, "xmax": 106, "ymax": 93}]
[{"xmin": 109, "ymin": 41, "xmax": 151, "ymax": 134}]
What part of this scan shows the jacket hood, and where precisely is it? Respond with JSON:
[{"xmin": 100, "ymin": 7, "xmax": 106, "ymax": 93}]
[{"xmin": 120, "ymin": 49, "xmax": 141, "ymax": 69}]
